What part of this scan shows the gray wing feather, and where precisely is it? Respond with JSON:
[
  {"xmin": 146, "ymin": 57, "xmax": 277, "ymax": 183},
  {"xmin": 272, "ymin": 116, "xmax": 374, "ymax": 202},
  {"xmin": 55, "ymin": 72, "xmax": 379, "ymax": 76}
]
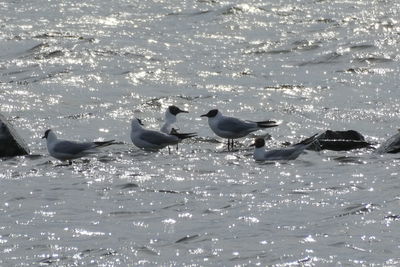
[
  {"xmin": 218, "ymin": 117, "xmax": 254, "ymax": 132},
  {"xmin": 140, "ymin": 131, "xmax": 177, "ymax": 145},
  {"xmin": 264, "ymin": 145, "xmax": 306, "ymax": 160},
  {"xmin": 264, "ymin": 149, "xmax": 294, "ymax": 158},
  {"xmin": 53, "ymin": 141, "xmax": 95, "ymax": 155}
]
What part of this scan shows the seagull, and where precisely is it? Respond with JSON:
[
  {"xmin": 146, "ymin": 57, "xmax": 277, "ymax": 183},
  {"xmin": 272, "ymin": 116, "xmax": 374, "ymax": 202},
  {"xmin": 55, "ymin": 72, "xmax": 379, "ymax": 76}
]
[
  {"xmin": 251, "ymin": 134, "xmax": 318, "ymax": 161},
  {"xmin": 160, "ymin": 105, "xmax": 195, "ymax": 152},
  {"xmin": 42, "ymin": 129, "xmax": 115, "ymax": 163},
  {"xmin": 131, "ymin": 118, "xmax": 196, "ymax": 151},
  {"xmin": 200, "ymin": 109, "xmax": 280, "ymax": 150},
  {"xmin": 160, "ymin": 105, "xmax": 189, "ymax": 134}
]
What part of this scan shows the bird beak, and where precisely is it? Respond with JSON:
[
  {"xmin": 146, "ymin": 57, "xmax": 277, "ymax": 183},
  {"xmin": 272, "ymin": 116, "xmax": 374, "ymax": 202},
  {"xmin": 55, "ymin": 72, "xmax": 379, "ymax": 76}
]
[
  {"xmin": 41, "ymin": 135, "xmax": 46, "ymax": 139},
  {"xmin": 200, "ymin": 114, "xmax": 207, "ymax": 117},
  {"xmin": 177, "ymin": 108, "xmax": 188, "ymax": 114},
  {"xmin": 249, "ymin": 143, "xmax": 255, "ymax": 147}
]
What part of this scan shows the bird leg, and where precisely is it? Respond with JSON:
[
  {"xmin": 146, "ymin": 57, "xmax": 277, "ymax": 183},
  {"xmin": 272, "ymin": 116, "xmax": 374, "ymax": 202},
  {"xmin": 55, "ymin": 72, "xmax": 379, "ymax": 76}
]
[
  {"xmin": 227, "ymin": 139, "xmax": 232, "ymax": 151},
  {"xmin": 55, "ymin": 160, "xmax": 73, "ymax": 167},
  {"xmin": 227, "ymin": 139, "xmax": 237, "ymax": 151}
]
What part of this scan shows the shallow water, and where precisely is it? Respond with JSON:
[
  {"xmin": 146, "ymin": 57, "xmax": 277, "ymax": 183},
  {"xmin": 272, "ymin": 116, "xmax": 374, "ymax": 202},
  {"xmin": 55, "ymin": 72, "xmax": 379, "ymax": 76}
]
[{"xmin": 1, "ymin": 0, "xmax": 400, "ymax": 266}]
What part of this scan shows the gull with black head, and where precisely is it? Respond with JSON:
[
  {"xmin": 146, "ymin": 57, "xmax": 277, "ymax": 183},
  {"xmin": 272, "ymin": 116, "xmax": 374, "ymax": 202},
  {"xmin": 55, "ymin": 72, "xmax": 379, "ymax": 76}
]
[
  {"xmin": 201, "ymin": 109, "xmax": 280, "ymax": 150},
  {"xmin": 160, "ymin": 105, "xmax": 189, "ymax": 134},
  {"xmin": 160, "ymin": 105, "xmax": 195, "ymax": 152}
]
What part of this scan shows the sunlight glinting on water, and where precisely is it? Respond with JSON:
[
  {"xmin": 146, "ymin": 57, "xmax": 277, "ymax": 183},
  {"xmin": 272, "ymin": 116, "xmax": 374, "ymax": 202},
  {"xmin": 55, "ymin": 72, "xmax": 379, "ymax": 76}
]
[{"xmin": 1, "ymin": 0, "xmax": 400, "ymax": 266}]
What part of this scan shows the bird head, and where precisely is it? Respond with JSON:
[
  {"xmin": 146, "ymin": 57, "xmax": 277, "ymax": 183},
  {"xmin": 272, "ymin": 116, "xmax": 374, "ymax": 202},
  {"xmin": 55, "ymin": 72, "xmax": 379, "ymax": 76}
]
[
  {"xmin": 200, "ymin": 109, "xmax": 219, "ymax": 118},
  {"xmin": 168, "ymin": 105, "xmax": 188, "ymax": 115},
  {"xmin": 250, "ymin": 138, "xmax": 265, "ymax": 148}
]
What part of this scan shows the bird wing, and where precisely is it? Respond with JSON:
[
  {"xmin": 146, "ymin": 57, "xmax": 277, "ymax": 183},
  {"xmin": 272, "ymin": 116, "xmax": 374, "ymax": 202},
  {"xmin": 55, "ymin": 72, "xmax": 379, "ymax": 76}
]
[
  {"xmin": 217, "ymin": 117, "xmax": 254, "ymax": 132},
  {"xmin": 263, "ymin": 148, "xmax": 296, "ymax": 160},
  {"xmin": 139, "ymin": 130, "xmax": 178, "ymax": 145},
  {"xmin": 52, "ymin": 141, "xmax": 95, "ymax": 155},
  {"xmin": 263, "ymin": 145, "xmax": 309, "ymax": 160}
]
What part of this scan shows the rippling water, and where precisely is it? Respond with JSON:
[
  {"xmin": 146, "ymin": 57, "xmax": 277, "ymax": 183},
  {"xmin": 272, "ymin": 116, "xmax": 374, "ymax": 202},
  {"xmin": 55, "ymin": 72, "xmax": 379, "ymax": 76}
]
[{"xmin": 1, "ymin": 0, "xmax": 400, "ymax": 266}]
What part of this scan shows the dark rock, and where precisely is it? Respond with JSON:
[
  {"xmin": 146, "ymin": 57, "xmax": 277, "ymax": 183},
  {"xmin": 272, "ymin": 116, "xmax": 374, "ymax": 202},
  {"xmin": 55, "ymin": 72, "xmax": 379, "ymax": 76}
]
[
  {"xmin": 319, "ymin": 130, "xmax": 365, "ymax": 141},
  {"xmin": 307, "ymin": 130, "xmax": 372, "ymax": 151},
  {"xmin": 376, "ymin": 131, "xmax": 400, "ymax": 154},
  {"xmin": 0, "ymin": 113, "xmax": 30, "ymax": 157}
]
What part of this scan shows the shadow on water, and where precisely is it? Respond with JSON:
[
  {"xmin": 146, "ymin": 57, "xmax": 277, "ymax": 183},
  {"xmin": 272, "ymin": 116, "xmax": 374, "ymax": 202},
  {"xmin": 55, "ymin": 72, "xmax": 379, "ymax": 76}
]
[
  {"xmin": 135, "ymin": 246, "xmax": 160, "ymax": 256},
  {"xmin": 116, "ymin": 182, "xmax": 139, "ymax": 189},
  {"xmin": 175, "ymin": 234, "xmax": 200, "ymax": 243},
  {"xmin": 349, "ymin": 44, "xmax": 376, "ymax": 51},
  {"xmin": 329, "ymin": 203, "xmax": 379, "ymax": 219},
  {"xmin": 2, "ymin": 68, "xmax": 70, "ymax": 85},
  {"xmin": 115, "ymin": 182, "xmax": 194, "ymax": 196},
  {"xmin": 34, "ymin": 32, "xmax": 94, "ymax": 42},
  {"xmin": 353, "ymin": 56, "xmax": 393, "ymax": 64},
  {"xmin": 203, "ymin": 204, "xmax": 232, "ymax": 214},
  {"xmin": 167, "ymin": 10, "xmax": 212, "ymax": 17},
  {"xmin": 298, "ymin": 52, "xmax": 342, "ymax": 66},
  {"xmin": 332, "ymin": 156, "xmax": 366, "ymax": 164},
  {"xmin": 109, "ymin": 210, "xmax": 154, "ymax": 217}
]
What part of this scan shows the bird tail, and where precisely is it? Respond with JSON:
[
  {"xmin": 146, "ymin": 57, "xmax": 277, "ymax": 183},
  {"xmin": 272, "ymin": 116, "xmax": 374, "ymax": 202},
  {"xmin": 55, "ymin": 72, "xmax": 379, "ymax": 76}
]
[
  {"xmin": 170, "ymin": 128, "xmax": 197, "ymax": 140},
  {"xmin": 93, "ymin": 140, "xmax": 116, "ymax": 147},
  {"xmin": 256, "ymin": 120, "xmax": 280, "ymax": 128}
]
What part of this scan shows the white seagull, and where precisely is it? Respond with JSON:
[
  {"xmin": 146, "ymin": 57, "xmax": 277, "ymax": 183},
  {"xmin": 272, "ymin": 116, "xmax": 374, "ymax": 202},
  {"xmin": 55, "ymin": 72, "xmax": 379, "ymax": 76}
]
[
  {"xmin": 200, "ymin": 109, "xmax": 280, "ymax": 150},
  {"xmin": 160, "ymin": 105, "xmax": 195, "ymax": 151},
  {"xmin": 42, "ymin": 129, "xmax": 115, "ymax": 163},
  {"xmin": 131, "ymin": 118, "xmax": 196, "ymax": 151},
  {"xmin": 251, "ymin": 134, "xmax": 318, "ymax": 161},
  {"xmin": 160, "ymin": 105, "xmax": 189, "ymax": 134}
]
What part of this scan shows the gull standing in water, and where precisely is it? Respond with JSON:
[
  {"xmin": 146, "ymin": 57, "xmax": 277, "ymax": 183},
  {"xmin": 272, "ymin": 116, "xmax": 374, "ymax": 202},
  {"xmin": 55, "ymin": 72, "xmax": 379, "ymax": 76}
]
[
  {"xmin": 160, "ymin": 105, "xmax": 189, "ymax": 134},
  {"xmin": 251, "ymin": 134, "xmax": 318, "ymax": 161},
  {"xmin": 131, "ymin": 118, "xmax": 196, "ymax": 151},
  {"xmin": 160, "ymin": 105, "xmax": 195, "ymax": 152},
  {"xmin": 201, "ymin": 109, "xmax": 280, "ymax": 150},
  {"xmin": 42, "ymin": 129, "xmax": 115, "ymax": 164}
]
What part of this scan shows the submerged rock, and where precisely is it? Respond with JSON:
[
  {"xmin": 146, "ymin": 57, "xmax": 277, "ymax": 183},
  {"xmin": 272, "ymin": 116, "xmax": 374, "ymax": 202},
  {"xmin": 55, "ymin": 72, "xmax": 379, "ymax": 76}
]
[
  {"xmin": 307, "ymin": 130, "xmax": 373, "ymax": 151},
  {"xmin": 375, "ymin": 130, "xmax": 400, "ymax": 154},
  {"xmin": 0, "ymin": 113, "xmax": 30, "ymax": 157},
  {"xmin": 318, "ymin": 130, "xmax": 366, "ymax": 141}
]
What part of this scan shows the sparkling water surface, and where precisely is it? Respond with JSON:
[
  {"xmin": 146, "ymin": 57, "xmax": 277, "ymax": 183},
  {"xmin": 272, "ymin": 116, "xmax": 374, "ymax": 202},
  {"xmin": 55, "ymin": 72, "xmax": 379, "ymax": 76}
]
[{"xmin": 1, "ymin": 0, "xmax": 400, "ymax": 266}]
